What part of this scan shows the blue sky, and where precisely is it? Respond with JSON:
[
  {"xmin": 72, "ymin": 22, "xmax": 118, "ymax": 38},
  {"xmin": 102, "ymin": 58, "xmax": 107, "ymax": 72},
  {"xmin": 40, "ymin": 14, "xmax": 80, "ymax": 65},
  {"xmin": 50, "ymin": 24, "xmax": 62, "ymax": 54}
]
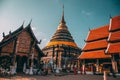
[{"xmin": 0, "ymin": 0, "xmax": 120, "ymax": 48}]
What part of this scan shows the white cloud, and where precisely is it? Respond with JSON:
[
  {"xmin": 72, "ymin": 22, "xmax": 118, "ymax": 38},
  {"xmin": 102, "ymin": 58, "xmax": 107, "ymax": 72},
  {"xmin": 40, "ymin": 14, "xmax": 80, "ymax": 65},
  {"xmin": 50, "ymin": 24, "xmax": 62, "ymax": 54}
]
[
  {"xmin": 81, "ymin": 10, "xmax": 92, "ymax": 16},
  {"xmin": 31, "ymin": 27, "xmax": 36, "ymax": 31},
  {"xmin": 43, "ymin": 38, "xmax": 47, "ymax": 41},
  {"xmin": 32, "ymin": 30, "xmax": 49, "ymax": 49}
]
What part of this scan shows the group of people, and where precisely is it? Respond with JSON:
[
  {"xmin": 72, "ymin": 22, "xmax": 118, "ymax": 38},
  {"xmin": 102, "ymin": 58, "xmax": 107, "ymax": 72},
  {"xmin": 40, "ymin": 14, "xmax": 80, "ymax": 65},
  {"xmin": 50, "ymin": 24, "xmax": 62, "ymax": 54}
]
[{"xmin": 73, "ymin": 67, "xmax": 86, "ymax": 75}]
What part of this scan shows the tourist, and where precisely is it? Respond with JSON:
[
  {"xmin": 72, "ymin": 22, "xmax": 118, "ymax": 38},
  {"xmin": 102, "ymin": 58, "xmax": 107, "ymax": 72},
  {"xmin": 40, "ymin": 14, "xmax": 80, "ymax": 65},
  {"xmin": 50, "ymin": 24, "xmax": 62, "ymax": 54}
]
[
  {"xmin": 93, "ymin": 65, "xmax": 96, "ymax": 75},
  {"xmin": 110, "ymin": 67, "xmax": 116, "ymax": 78}
]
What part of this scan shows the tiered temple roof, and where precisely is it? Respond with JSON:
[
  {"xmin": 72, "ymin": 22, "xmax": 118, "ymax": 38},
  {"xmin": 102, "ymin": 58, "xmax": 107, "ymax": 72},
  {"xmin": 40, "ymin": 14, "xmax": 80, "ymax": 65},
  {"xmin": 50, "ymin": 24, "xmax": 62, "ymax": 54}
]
[
  {"xmin": 79, "ymin": 25, "xmax": 111, "ymax": 59},
  {"xmin": 86, "ymin": 25, "xmax": 109, "ymax": 42},
  {"xmin": 109, "ymin": 15, "xmax": 120, "ymax": 31},
  {"xmin": 108, "ymin": 31, "xmax": 120, "ymax": 42},
  {"xmin": 106, "ymin": 15, "xmax": 120, "ymax": 54},
  {"xmin": 80, "ymin": 50, "xmax": 110, "ymax": 59},
  {"xmin": 79, "ymin": 15, "xmax": 120, "ymax": 59},
  {"xmin": 83, "ymin": 40, "xmax": 108, "ymax": 51},
  {"xmin": 0, "ymin": 23, "xmax": 44, "ymax": 56}
]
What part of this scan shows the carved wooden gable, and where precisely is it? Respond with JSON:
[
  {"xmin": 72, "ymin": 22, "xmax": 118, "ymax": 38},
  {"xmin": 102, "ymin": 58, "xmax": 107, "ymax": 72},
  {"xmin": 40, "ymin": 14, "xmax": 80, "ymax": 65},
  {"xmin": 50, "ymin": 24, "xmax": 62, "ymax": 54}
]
[{"xmin": 17, "ymin": 30, "xmax": 31, "ymax": 53}]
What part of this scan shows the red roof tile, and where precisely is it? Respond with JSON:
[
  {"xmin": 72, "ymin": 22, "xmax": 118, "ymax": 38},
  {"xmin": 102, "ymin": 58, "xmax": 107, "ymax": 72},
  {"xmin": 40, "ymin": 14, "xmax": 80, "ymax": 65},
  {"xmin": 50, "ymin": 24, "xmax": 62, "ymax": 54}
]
[
  {"xmin": 79, "ymin": 50, "xmax": 111, "ymax": 59},
  {"xmin": 109, "ymin": 15, "xmax": 120, "ymax": 31},
  {"xmin": 86, "ymin": 25, "xmax": 109, "ymax": 41},
  {"xmin": 106, "ymin": 42, "xmax": 120, "ymax": 54},
  {"xmin": 83, "ymin": 39, "xmax": 108, "ymax": 51},
  {"xmin": 108, "ymin": 31, "xmax": 120, "ymax": 41}
]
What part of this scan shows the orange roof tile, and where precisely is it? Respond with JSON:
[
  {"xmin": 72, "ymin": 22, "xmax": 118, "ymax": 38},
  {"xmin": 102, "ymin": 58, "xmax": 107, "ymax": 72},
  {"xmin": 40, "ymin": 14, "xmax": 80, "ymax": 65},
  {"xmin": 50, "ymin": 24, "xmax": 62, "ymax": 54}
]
[
  {"xmin": 46, "ymin": 41, "xmax": 78, "ymax": 48},
  {"xmin": 86, "ymin": 25, "xmax": 109, "ymax": 41},
  {"xmin": 108, "ymin": 31, "xmax": 120, "ymax": 41},
  {"xmin": 79, "ymin": 50, "xmax": 111, "ymax": 59},
  {"xmin": 106, "ymin": 42, "xmax": 120, "ymax": 54},
  {"xmin": 83, "ymin": 39, "xmax": 108, "ymax": 51},
  {"xmin": 109, "ymin": 15, "xmax": 120, "ymax": 31}
]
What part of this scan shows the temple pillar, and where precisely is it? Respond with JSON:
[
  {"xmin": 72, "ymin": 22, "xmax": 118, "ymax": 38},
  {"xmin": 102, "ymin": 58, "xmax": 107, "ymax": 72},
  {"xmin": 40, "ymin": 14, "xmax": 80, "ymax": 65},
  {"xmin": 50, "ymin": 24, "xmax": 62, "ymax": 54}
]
[
  {"xmin": 0, "ymin": 48, "xmax": 1, "ymax": 56},
  {"xmin": 58, "ymin": 52, "xmax": 62, "ymax": 69},
  {"xmin": 117, "ymin": 53, "xmax": 120, "ymax": 73},
  {"xmin": 29, "ymin": 47, "xmax": 34, "ymax": 75},
  {"xmin": 55, "ymin": 47, "xmax": 60, "ymax": 73},
  {"xmin": 96, "ymin": 59, "xmax": 99, "ymax": 72},
  {"xmin": 52, "ymin": 45, "xmax": 55, "ymax": 70},
  {"xmin": 56, "ymin": 50, "xmax": 58, "ymax": 68},
  {"xmin": 82, "ymin": 60, "xmax": 86, "ymax": 74},
  {"xmin": 11, "ymin": 38, "xmax": 18, "ymax": 75},
  {"xmin": 64, "ymin": 48, "xmax": 67, "ymax": 69},
  {"xmin": 78, "ymin": 60, "xmax": 80, "ymax": 70},
  {"xmin": 111, "ymin": 55, "xmax": 118, "ymax": 73},
  {"xmin": 23, "ymin": 63, "xmax": 26, "ymax": 72}
]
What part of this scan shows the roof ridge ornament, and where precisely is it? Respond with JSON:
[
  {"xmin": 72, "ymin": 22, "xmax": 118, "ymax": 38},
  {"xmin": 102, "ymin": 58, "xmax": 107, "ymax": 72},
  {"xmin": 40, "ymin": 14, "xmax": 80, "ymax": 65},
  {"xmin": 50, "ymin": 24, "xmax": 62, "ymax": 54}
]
[
  {"xmin": 28, "ymin": 19, "xmax": 32, "ymax": 26},
  {"xmin": 89, "ymin": 27, "xmax": 91, "ymax": 31},
  {"xmin": 22, "ymin": 20, "xmax": 25, "ymax": 27},
  {"xmin": 2, "ymin": 32, "xmax": 5, "ymax": 37},
  {"xmin": 9, "ymin": 30, "xmax": 11, "ymax": 35},
  {"xmin": 109, "ymin": 14, "xmax": 112, "ymax": 19}
]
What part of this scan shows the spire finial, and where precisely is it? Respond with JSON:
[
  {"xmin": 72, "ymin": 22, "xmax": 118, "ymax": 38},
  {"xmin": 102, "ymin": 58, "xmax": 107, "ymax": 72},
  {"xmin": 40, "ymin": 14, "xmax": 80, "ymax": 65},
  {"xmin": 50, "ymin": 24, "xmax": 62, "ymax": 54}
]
[
  {"xmin": 62, "ymin": 4, "xmax": 64, "ymax": 17},
  {"xmin": 22, "ymin": 20, "xmax": 25, "ymax": 26},
  {"xmin": 9, "ymin": 30, "xmax": 11, "ymax": 34},
  {"xmin": 28, "ymin": 19, "xmax": 32, "ymax": 26},
  {"xmin": 89, "ymin": 27, "xmax": 91, "ymax": 31},
  {"xmin": 109, "ymin": 14, "xmax": 112, "ymax": 18},
  {"xmin": 3, "ymin": 32, "xmax": 5, "ymax": 37},
  {"xmin": 60, "ymin": 4, "xmax": 66, "ymax": 24}
]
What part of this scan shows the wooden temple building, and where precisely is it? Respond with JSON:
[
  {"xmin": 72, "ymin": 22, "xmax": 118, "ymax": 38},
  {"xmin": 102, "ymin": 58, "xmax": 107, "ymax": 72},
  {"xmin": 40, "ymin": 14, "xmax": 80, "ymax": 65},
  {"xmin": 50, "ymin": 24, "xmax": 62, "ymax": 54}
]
[
  {"xmin": 79, "ymin": 25, "xmax": 111, "ymax": 73},
  {"xmin": 79, "ymin": 15, "xmax": 120, "ymax": 74},
  {"xmin": 0, "ymin": 22, "xmax": 44, "ymax": 75},
  {"xmin": 105, "ymin": 15, "xmax": 120, "ymax": 73},
  {"xmin": 42, "ymin": 7, "xmax": 81, "ymax": 71}
]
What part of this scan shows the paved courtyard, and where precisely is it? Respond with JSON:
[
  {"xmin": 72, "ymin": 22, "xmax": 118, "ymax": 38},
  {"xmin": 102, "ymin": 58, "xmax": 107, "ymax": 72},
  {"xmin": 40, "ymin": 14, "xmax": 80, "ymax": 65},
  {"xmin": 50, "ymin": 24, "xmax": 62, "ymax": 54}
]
[{"xmin": 0, "ymin": 74, "xmax": 120, "ymax": 80}]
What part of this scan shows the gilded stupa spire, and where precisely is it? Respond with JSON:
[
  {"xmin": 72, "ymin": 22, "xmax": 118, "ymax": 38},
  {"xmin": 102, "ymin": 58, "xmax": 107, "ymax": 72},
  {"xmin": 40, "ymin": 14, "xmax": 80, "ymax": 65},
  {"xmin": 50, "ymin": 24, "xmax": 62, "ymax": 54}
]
[
  {"xmin": 60, "ymin": 5, "xmax": 66, "ymax": 24},
  {"xmin": 58, "ymin": 5, "xmax": 67, "ymax": 30},
  {"xmin": 42, "ymin": 5, "xmax": 81, "ymax": 58}
]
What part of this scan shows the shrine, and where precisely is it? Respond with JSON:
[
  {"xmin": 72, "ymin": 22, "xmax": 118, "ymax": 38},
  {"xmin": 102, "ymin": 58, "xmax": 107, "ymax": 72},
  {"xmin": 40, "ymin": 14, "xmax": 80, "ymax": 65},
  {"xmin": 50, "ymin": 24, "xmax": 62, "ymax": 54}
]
[
  {"xmin": 0, "ymin": 22, "xmax": 44, "ymax": 75},
  {"xmin": 42, "ymin": 6, "xmax": 81, "ymax": 72}
]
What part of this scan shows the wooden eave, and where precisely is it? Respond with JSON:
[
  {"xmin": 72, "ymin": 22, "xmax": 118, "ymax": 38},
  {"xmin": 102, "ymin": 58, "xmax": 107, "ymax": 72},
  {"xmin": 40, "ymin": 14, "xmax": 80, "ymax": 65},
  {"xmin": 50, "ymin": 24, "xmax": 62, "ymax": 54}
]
[
  {"xmin": 108, "ymin": 31, "xmax": 120, "ymax": 42},
  {"xmin": 86, "ymin": 25, "xmax": 109, "ymax": 42},
  {"xmin": 0, "ymin": 36, "xmax": 16, "ymax": 48},
  {"xmin": 106, "ymin": 42, "xmax": 120, "ymax": 54},
  {"xmin": 2, "ymin": 26, "xmax": 23, "ymax": 42},
  {"xmin": 83, "ymin": 39, "xmax": 108, "ymax": 51},
  {"xmin": 109, "ymin": 15, "xmax": 120, "ymax": 31},
  {"xmin": 79, "ymin": 50, "xmax": 111, "ymax": 59}
]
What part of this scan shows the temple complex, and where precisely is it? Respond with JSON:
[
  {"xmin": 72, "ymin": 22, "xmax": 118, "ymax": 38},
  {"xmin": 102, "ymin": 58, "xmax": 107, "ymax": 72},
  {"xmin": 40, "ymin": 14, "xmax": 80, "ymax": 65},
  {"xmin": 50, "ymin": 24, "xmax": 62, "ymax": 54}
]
[
  {"xmin": 0, "ymin": 4, "xmax": 119, "ymax": 76},
  {"xmin": 79, "ymin": 15, "xmax": 120, "ymax": 74},
  {"xmin": 0, "ymin": 22, "xmax": 44, "ymax": 75},
  {"xmin": 42, "ymin": 7, "xmax": 81, "ymax": 70}
]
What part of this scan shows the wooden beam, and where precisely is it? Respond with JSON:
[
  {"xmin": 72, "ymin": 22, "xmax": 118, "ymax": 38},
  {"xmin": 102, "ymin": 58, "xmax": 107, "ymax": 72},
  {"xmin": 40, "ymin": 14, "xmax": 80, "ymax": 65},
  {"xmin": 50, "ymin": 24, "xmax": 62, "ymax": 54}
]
[{"xmin": 12, "ymin": 38, "xmax": 18, "ymax": 66}]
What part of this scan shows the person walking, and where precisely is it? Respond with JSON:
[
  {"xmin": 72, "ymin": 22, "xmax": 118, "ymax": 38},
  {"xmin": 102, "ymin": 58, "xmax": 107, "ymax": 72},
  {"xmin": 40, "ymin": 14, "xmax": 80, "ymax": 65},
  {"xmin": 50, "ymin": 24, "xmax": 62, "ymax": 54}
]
[
  {"xmin": 74, "ymin": 67, "xmax": 77, "ymax": 75},
  {"xmin": 93, "ymin": 65, "xmax": 96, "ymax": 75},
  {"xmin": 80, "ymin": 67, "xmax": 82, "ymax": 74},
  {"xmin": 110, "ymin": 67, "xmax": 116, "ymax": 78}
]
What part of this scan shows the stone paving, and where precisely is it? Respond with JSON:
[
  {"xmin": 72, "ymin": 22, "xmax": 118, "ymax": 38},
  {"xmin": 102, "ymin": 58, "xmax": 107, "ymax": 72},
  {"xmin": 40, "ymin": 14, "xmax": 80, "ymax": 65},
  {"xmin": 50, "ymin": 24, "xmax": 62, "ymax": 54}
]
[{"xmin": 0, "ymin": 74, "xmax": 120, "ymax": 80}]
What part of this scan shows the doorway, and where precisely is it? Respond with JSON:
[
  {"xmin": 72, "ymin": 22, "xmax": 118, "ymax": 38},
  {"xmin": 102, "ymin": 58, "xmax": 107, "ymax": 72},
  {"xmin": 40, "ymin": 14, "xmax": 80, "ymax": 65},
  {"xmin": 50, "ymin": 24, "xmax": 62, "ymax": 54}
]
[{"xmin": 16, "ymin": 55, "xmax": 27, "ymax": 73}]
